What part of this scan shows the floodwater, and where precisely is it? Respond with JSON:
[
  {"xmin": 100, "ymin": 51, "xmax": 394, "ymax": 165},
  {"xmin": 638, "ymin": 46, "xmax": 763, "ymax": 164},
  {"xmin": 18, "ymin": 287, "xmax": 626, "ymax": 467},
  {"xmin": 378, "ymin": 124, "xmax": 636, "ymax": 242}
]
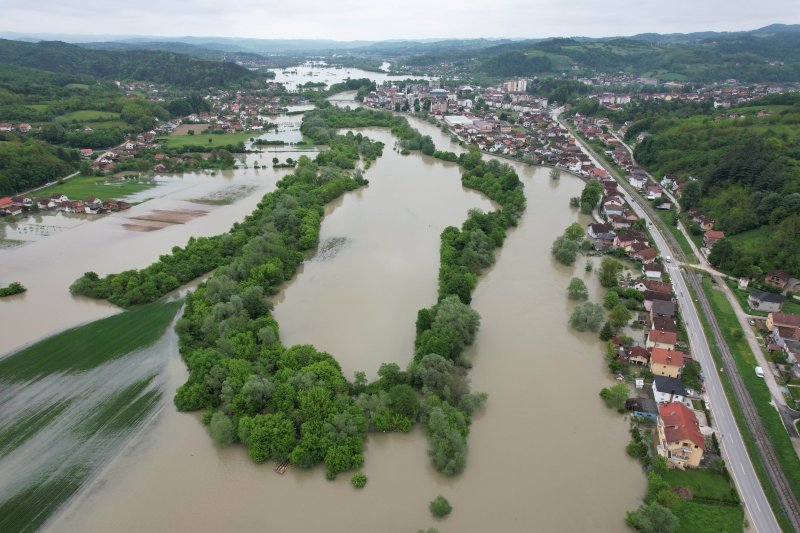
[
  {"xmin": 272, "ymin": 62, "xmax": 431, "ymax": 91},
  {"xmin": 0, "ymin": 153, "xmax": 297, "ymax": 356},
  {"xmin": 46, "ymin": 119, "xmax": 644, "ymax": 531}
]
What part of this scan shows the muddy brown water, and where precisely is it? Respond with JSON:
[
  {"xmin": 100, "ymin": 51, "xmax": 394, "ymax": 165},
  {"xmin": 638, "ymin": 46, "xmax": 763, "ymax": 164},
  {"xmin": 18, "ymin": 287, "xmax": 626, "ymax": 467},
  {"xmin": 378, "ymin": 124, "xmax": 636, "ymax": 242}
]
[{"xmin": 46, "ymin": 121, "xmax": 644, "ymax": 532}]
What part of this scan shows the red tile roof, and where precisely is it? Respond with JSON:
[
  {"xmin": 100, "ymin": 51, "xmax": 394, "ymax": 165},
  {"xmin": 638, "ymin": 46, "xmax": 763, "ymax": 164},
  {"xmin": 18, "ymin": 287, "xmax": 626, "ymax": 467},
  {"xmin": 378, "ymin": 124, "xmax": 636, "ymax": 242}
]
[
  {"xmin": 659, "ymin": 402, "xmax": 705, "ymax": 450},
  {"xmin": 651, "ymin": 347, "xmax": 687, "ymax": 367},
  {"xmin": 648, "ymin": 330, "xmax": 677, "ymax": 345},
  {"xmin": 770, "ymin": 313, "xmax": 800, "ymax": 328}
]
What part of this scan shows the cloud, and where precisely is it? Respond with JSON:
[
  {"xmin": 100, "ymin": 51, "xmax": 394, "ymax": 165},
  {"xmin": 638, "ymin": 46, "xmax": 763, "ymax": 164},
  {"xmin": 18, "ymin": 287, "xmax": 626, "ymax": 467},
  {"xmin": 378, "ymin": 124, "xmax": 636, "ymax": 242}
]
[{"xmin": 0, "ymin": 0, "xmax": 798, "ymax": 40}]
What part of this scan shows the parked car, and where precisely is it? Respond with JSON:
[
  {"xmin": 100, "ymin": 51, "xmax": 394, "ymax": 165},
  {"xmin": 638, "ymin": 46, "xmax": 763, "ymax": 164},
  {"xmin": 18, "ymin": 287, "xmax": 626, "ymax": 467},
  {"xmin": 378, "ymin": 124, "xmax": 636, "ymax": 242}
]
[
  {"xmin": 749, "ymin": 319, "xmax": 755, "ymax": 326},
  {"xmin": 755, "ymin": 366, "xmax": 765, "ymax": 378}
]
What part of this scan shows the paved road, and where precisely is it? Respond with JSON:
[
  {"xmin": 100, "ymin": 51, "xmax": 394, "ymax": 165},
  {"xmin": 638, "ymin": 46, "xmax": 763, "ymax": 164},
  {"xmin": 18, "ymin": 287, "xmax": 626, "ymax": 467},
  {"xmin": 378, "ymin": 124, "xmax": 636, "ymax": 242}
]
[{"xmin": 557, "ymin": 111, "xmax": 783, "ymax": 532}]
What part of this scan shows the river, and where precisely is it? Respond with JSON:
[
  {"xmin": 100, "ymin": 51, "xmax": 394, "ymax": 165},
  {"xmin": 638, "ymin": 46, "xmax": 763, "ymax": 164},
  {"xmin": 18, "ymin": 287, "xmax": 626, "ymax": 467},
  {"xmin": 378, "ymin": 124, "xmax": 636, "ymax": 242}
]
[{"xmin": 44, "ymin": 105, "xmax": 644, "ymax": 532}]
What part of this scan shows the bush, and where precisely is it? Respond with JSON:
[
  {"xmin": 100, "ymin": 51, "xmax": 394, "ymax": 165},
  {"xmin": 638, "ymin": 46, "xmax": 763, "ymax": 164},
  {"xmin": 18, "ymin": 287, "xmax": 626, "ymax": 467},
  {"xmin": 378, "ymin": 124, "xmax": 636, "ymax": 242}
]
[
  {"xmin": 350, "ymin": 472, "xmax": 367, "ymax": 489},
  {"xmin": 429, "ymin": 496, "xmax": 452, "ymax": 518},
  {"xmin": 569, "ymin": 302, "xmax": 604, "ymax": 332}
]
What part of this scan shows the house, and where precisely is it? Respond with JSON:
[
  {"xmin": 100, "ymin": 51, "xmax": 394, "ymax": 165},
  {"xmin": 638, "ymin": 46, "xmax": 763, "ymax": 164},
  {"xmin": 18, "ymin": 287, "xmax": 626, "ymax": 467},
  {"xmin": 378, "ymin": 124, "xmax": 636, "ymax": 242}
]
[
  {"xmin": 650, "ymin": 347, "xmax": 687, "ymax": 378},
  {"xmin": 629, "ymin": 174, "xmax": 647, "ymax": 189},
  {"xmin": 748, "ymin": 291, "xmax": 784, "ymax": 313},
  {"xmin": 644, "ymin": 290, "xmax": 673, "ymax": 311},
  {"xmin": 766, "ymin": 312, "xmax": 800, "ymax": 332},
  {"xmin": 651, "ymin": 299, "xmax": 676, "ymax": 319},
  {"xmin": 627, "ymin": 345, "xmax": 650, "ymax": 365},
  {"xmin": 80, "ymin": 148, "xmax": 95, "ymax": 159},
  {"xmin": 764, "ymin": 270, "xmax": 791, "ymax": 290},
  {"xmin": 627, "ymin": 398, "xmax": 659, "ymax": 421},
  {"xmin": 633, "ymin": 248, "xmax": 658, "ymax": 264},
  {"xmin": 703, "ymin": 230, "xmax": 725, "ymax": 249},
  {"xmin": 657, "ymin": 401, "xmax": 705, "ymax": 469},
  {"xmin": 632, "ymin": 279, "xmax": 672, "ymax": 294},
  {"xmin": 0, "ymin": 197, "xmax": 12, "ymax": 214},
  {"xmin": 644, "ymin": 263, "xmax": 665, "ymax": 280},
  {"xmin": 647, "ymin": 330, "xmax": 678, "ymax": 351},
  {"xmin": 588, "ymin": 223, "xmax": 615, "ymax": 240},
  {"xmin": 652, "ymin": 376, "xmax": 692, "ymax": 407}
]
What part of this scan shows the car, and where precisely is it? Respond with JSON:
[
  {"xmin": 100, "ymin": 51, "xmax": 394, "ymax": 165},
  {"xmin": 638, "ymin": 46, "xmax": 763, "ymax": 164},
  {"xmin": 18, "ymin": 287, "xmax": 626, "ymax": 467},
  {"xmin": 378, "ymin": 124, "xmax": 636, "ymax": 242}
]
[
  {"xmin": 749, "ymin": 319, "xmax": 755, "ymax": 326},
  {"xmin": 665, "ymin": 256, "xmax": 671, "ymax": 263},
  {"xmin": 755, "ymin": 366, "xmax": 765, "ymax": 378}
]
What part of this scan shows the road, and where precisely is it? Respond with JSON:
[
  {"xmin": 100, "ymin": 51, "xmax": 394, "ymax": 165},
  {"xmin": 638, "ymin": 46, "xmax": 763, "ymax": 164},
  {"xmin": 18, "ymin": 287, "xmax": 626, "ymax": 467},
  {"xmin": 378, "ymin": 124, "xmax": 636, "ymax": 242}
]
[
  {"xmin": 556, "ymin": 110, "xmax": 787, "ymax": 532},
  {"xmin": 610, "ymin": 125, "xmax": 800, "ymax": 440}
]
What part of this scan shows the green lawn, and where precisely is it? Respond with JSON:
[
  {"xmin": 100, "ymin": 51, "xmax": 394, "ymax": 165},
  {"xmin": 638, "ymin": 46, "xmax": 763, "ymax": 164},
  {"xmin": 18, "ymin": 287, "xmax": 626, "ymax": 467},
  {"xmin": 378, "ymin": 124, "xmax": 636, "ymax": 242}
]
[
  {"xmin": 726, "ymin": 226, "xmax": 772, "ymax": 256},
  {"xmin": 662, "ymin": 469, "xmax": 739, "ymax": 503},
  {"xmin": 701, "ymin": 277, "xmax": 800, "ymax": 508},
  {"xmin": 0, "ymin": 300, "xmax": 182, "ymax": 381},
  {"xmin": 33, "ymin": 174, "xmax": 156, "ymax": 201},
  {"xmin": 58, "ymin": 109, "xmax": 120, "ymax": 122},
  {"xmin": 652, "ymin": 207, "xmax": 696, "ymax": 259},
  {"xmin": 84, "ymin": 120, "xmax": 128, "ymax": 130},
  {"xmin": 25, "ymin": 104, "xmax": 49, "ymax": 112},
  {"xmin": 674, "ymin": 501, "xmax": 743, "ymax": 533},
  {"xmin": 159, "ymin": 131, "xmax": 255, "ymax": 149}
]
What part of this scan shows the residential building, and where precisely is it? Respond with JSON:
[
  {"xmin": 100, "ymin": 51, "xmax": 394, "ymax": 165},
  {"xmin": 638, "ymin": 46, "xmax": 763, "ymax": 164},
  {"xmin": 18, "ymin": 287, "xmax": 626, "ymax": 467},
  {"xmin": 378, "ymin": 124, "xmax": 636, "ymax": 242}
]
[
  {"xmin": 703, "ymin": 230, "xmax": 725, "ymax": 248},
  {"xmin": 657, "ymin": 402, "xmax": 705, "ymax": 469},
  {"xmin": 652, "ymin": 376, "xmax": 692, "ymax": 407},
  {"xmin": 650, "ymin": 347, "xmax": 687, "ymax": 378},
  {"xmin": 748, "ymin": 291, "xmax": 784, "ymax": 313},
  {"xmin": 764, "ymin": 270, "xmax": 791, "ymax": 290},
  {"xmin": 647, "ymin": 330, "xmax": 678, "ymax": 351}
]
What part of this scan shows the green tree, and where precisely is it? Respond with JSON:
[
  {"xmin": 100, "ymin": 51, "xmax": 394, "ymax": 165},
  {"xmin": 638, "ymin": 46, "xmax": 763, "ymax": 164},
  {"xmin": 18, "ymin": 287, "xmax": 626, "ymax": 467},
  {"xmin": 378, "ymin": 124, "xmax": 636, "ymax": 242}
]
[
  {"xmin": 599, "ymin": 258, "xmax": 623, "ymax": 288},
  {"xmin": 564, "ymin": 222, "xmax": 585, "ymax": 242},
  {"xmin": 551, "ymin": 236, "xmax": 580, "ymax": 265},
  {"xmin": 626, "ymin": 502, "xmax": 679, "ymax": 533},
  {"xmin": 350, "ymin": 472, "xmax": 367, "ymax": 489},
  {"xmin": 681, "ymin": 359, "xmax": 702, "ymax": 391},
  {"xmin": 599, "ymin": 382, "xmax": 630, "ymax": 411},
  {"xmin": 550, "ymin": 167, "xmax": 561, "ymax": 180},
  {"xmin": 569, "ymin": 302, "xmax": 604, "ymax": 332},
  {"xmin": 208, "ymin": 411, "xmax": 234, "ymax": 445},
  {"xmin": 603, "ymin": 290, "xmax": 621, "ymax": 310},
  {"xmin": 430, "ymin": 496, "xmax": 452, "ymax": 518},
  {"xmin": 580, "ymin": 180, "xmax": 603, "ymax": 214},
  {"xmin": 567, "ymin": 277, "xmax": 589, "ymax": 300},
  {"xmin": 609, "ymin": 303, "xmax": 632, "ymax": 329},
  {"xmin": 599, "ymin": 321, "xmax": 614, "ymax": 341}
]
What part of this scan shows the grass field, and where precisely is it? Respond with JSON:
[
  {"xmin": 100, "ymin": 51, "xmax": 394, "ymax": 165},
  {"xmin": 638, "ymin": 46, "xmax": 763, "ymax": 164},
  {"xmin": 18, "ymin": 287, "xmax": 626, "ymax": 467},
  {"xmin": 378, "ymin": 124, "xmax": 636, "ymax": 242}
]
[
  {"xmin": 57, "ymin": 110, "xmax": 120, "ymax": 122},
  {"xmin": 0, "ymin": 300, "xmax": 181, "ymax": 381},
  {"xmin": 33, "ymin": 175, "xmax": 156, "ymax": 202},
  {"xmin": 700, "ymin": 277, "xmax": 800, "ymax": 511},
  {"xmin": 159, "ymin": 131, "xmax": 254, "ymax": 149},
  {"xmin": 662, "ymin": 469, "xmax": 739, "ymax": 503},
  {"xmin": 674, "ymin": 501, "xmax": 743, "ymax": 533},
  {"xmin": 651, "ymin": 206, "xmax": 696, "ymax": 259}
]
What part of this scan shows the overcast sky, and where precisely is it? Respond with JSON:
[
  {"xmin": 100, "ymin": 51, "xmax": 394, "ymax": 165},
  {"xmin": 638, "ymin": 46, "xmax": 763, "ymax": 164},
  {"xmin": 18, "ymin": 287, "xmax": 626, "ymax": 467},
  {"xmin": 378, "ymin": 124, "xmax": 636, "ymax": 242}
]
[{"xmin": 1, "ymin": 0, "xmax": 798, "ymax": 41}]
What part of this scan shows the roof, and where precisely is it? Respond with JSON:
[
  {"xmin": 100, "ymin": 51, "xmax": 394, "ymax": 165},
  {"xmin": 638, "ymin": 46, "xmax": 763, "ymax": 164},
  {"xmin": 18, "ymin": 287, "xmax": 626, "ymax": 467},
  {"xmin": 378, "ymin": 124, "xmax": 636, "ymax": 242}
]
[
  {"xmin": 653, "ymin": 376, "xmax": 687, "ymax": 396},
  {"xmin": 633, "ymin": 398, "xmax": 659, "ymax": 415},
  {"xmin": 644, "ymin": 280, "xmax": 672, "ymax": 294},
  {"xmin": 652, "ymin": 315, "xmax": 678, "ymax": 333},
  {"xmin": 652, "ymin": 299, "xmax": 676, "ymax": 317},
  {"xmin": 766, "ymin": 270, "xmax": 791, "ymax": 282},
  {"xmin": 645, "ymin": 263, "xmax": 665, "ymax": 272},
  {"xmin": 628, "ymin": 346, "xmax": 649, "ymax": 358},
  {"xmin": 705, "ymin": 229, "xmax": 725, "ymax": 240},
  {"xmin": 648, "ymin": 330, "xmax": 678, "ymax": 345},
  {"xmin": 637, "ymin": 248, "xmax": 658, "ymax": 261},
  {"xmin": 659, "ymin": 402, "xmax": 705, "ymax": 450},
  {"xmin": 651, "ymin": 347, "xmax": 686, "ymax": 367},
  {"xmin": 770, "ymin": 313, "xmax": 800, "ymax": 328},
  {"xmin": 645, "ymin": 290, "xmax": 673, "ymax": 302},
  {"xmin": 749, "ymin": 291, "xmax": 784, "ymax": 304}
]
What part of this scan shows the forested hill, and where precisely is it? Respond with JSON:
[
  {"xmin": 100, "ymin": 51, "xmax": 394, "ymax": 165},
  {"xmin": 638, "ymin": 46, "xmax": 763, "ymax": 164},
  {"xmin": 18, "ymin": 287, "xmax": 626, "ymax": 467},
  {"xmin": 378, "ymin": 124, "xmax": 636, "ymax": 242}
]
[
  {"xmin": 0, "ymin": 39, "xmax": 262, "ymax": 88},
  {"xmin": 632, "ymin": 94, "xmax": 800, "ymax": 277},
  {"xmin": 406, "ymin": 31, "xmax": 800, "ymax": 82}
]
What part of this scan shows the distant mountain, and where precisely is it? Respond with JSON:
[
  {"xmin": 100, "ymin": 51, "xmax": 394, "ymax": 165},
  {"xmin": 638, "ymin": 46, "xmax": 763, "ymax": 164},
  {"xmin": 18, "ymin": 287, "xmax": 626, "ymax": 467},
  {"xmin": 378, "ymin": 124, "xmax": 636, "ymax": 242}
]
[
  {"xmin": 0, "ymin": 39, "xmax": 262, "ymax": 88},
  {"xmin": 78, "ymin": 41, "xmax": 266, "ymax": 62}
]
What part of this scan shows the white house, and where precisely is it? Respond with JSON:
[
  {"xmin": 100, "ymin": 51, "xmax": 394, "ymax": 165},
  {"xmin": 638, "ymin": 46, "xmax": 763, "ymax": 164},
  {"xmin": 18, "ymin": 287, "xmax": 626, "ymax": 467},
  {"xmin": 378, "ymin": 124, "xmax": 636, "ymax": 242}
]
[{"xmin": 652, "ymin": 376, "xmax": 692, "ymax": 408}]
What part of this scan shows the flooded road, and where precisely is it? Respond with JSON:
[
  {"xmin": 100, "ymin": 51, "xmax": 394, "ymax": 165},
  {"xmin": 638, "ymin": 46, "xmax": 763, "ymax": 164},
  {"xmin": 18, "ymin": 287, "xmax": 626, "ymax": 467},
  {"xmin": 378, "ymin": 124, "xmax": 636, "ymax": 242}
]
[{"xmin": 47, "ymin": 122, "xmax": 644, "ymax": 532}]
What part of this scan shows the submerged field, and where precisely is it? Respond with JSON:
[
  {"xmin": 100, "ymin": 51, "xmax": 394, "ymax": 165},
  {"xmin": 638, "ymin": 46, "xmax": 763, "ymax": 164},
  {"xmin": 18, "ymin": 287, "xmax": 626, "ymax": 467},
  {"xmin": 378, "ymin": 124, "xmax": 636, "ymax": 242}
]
[
  {"xmin": 32, "ymin": 175, "xmax": 157, "ymax": 202},
  {"xmin": 0, "ymin": 300, "xmax": 182, "ymax": 533},
  {"xmin": 158, "ymin": 131, "xmax": 255, "ymax": 148}
]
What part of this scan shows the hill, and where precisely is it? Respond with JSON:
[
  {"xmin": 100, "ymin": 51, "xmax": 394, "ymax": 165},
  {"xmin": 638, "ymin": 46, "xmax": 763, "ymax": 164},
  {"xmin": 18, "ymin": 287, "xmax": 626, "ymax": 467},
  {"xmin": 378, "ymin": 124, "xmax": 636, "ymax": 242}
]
[
  {"xmin": 403, "ymin": 29, "xmax": 800, "ymax": 82},
  {"xmin": 0, "ymin": 39, "xmax": 262, "ymax": 88},
  {"xmin": 631, "ymin": 94, "xmax": 800, "ymax": 276}
]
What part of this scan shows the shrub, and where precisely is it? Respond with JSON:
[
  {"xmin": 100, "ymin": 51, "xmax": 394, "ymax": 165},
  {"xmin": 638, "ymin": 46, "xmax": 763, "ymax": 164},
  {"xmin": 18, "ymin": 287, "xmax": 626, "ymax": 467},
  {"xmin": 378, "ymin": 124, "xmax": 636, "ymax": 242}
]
[
  {"xmin": 350, "ymin": 472, "xmax": 367, "ymax": 489},
  {"xmin": 430, "ymin": 496, "xmax": 452, "ymax": 518}
]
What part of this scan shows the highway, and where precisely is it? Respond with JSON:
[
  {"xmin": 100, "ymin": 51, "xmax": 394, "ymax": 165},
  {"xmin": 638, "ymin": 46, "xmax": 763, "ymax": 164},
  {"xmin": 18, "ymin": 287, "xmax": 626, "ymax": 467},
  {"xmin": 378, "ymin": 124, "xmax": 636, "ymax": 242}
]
[{"xmin": 556, "ymin": 110, "xmax": 786, "ymax": 532}]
